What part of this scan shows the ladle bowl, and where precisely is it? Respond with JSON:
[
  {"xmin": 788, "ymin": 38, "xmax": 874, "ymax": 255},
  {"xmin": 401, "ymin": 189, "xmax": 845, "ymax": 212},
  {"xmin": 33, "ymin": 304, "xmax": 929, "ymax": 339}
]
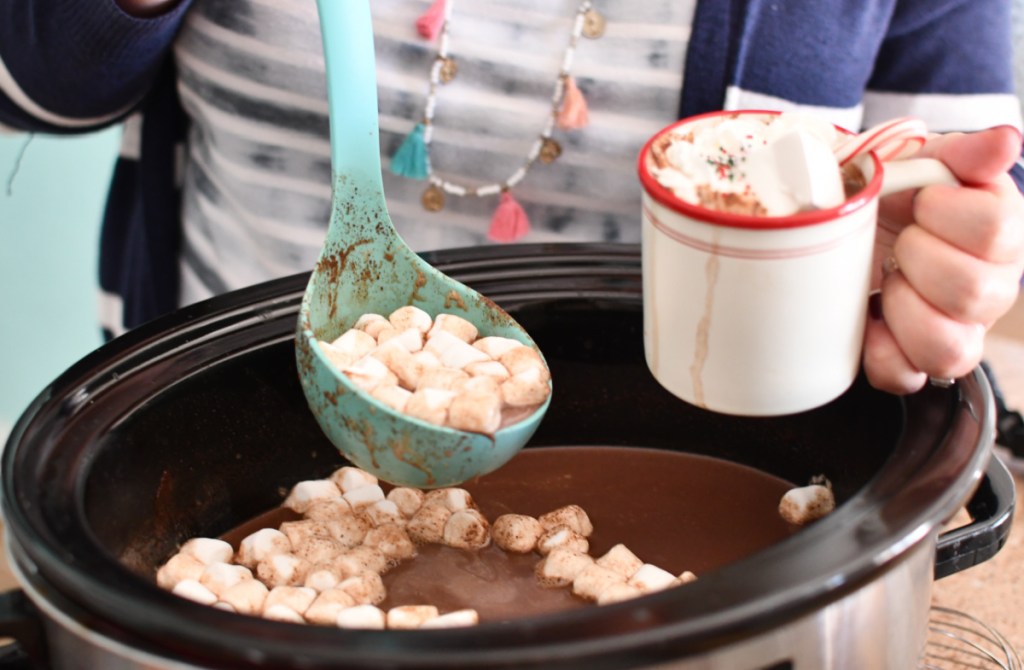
[{"xmin": 295, "ymin": 0, "xmax": 551, "ymax": 488}]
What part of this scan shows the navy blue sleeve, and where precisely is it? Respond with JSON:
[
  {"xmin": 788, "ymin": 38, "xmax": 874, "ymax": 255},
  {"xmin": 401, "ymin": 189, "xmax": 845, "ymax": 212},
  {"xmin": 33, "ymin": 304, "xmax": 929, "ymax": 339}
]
[
  {"xmin": 0, "ymin": 0, "xmax": 192, "ymax": 134},
  {"xmin": 869, "ymin": 0, "xmax": 1015, "ymax": 95}
]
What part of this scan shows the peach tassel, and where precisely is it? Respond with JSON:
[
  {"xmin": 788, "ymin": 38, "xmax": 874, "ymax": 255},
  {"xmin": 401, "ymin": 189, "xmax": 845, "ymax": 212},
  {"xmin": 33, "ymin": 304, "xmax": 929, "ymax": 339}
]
[
  {"xmin": 487, "ymin": 192, "xmax": 530, "ymax": 243},
  {"xmin": 416, "ymin": 0, "xmax": 447, "ymax": 40},
  {"xmin": 557, "ymin": 76, "xmax": 589, "ymax": 130}
]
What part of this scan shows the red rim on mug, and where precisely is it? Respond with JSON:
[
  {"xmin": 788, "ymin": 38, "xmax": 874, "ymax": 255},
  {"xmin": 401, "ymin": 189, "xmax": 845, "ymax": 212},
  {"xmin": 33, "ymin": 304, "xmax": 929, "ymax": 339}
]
[{"xmin": 636, "ymin": 110, "xmax": 885, "ymax": 230}]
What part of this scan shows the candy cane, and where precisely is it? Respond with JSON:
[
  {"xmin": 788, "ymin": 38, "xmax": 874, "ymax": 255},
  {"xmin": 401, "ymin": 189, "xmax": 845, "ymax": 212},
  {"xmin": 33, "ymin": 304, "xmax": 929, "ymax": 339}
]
[{"xmin": 833, "ymin": 117, "xmax": 929, "ymax": 166}]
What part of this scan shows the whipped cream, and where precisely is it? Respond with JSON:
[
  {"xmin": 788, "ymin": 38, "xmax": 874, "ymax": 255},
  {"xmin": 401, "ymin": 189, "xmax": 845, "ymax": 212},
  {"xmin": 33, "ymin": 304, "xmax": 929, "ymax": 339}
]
[{"xmin": 650, "ymin": 112, "xmax": 846, "ymax": 217}]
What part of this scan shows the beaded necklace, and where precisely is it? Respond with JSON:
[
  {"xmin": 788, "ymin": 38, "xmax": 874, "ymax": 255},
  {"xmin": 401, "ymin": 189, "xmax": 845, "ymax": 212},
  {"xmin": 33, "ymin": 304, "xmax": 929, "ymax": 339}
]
[{"xmin": 390, "ymin": 0, "xmax": 606, "ymax": 242}]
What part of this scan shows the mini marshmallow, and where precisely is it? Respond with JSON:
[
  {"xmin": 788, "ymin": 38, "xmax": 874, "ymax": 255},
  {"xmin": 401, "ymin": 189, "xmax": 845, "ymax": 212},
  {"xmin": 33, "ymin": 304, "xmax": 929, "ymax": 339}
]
[
  {"xmin": 180, "ymin": 538, "xmax": 234, "ymax": 566},
  {"xmin": 419, "ymin": 609, "xmax": 480, "ymax": 629},
  {"xmin": 256, "ymin": 553, "xmax": 311, "ymax": 588},
  {"xmin": 491, "ymin": 514, "xmax": 543, "ymax": 554},
  {"xmin": 539, "ymin": 505, "xmax": 594, "ymax": 537},
  {"xmin": 362, "ymin": 499, "xmax": 406, "ymax": 527},
  {"xmin": 405, "ymin": 388, "xmax": 456, "ymax": 426},
  {"xmin": 370, "ymin": 384, "xmax": 413, "ymax": 412},
  {"xmin": 535, "ymin": 548, "xmax": 595, "ymax": 588},
  {"xmin": 596, "ymin": 582, "xmax": 644, "ymax": 606},
  {"xmin": 387, "ymin": 605, "xmax": 440, "ymax": 630},
  {"xmin": 628, "ymin": 564, "xmax": 681, "ymax": 594},
  {"xmin": 304, "ymin": 567, "xmax": 342, "ymax": 592},
  {"xmin": 473, "ymin": 336, "xmax": 525, "ymax": 358},
  {"xmin": 595, "ymin": 544, "xmax": 643, "ymax": 578},
  {"xmin": 406, "ymin": 503, "xmax": 452, "ymax": 545},
  {"xmin": 329, "ymin": 328, "xmax": 377, "ymax": 359},
  {"xmin": 373, "ymin": 343, "xmax": 428, "ymax": 390},
  {"xmin": 342, "ymin": 356, "xmax": 396, "ymax": 393},
  {"xmin": 263, "ymin": 604, "xmax": 306, "ymax": 624},
  {"xmin": 304, "ymin": 588, "xmax": 357, "ymax": 626},
  {"xmin": 279, "ymin": 519, "xmax": 332, "ymax": 548},
  {"xmin": 448, "ymin": 387, "xmax": 502, "ymax": 434},
  {"xmin": 156, "ymin": 553, "xmax": 205, "ymax": 590},
  {"xmin": 237, "ymin": 528, "xmax": 292, "ymax": 569},
  {"xmin": 363, "ymin": 524, "xmax": 417, "ymax": 562},
  {"xmin": 428, "ymin": 313, "xmax": 479, "ymax": 343},
  {"xmin": 425, "ymin": 330, "xmax": 491, "ymax": 369},
  {"xmin": 213, "ymin": 601, "xmax": 236, "ymax": 613},
  {"xmin": 376, "ymin": 327, "xmax": 424, "ymax": 353},
  {"xmin": 302, "ymin": 497, "xmax": 354, "ymax": 522},
  {"xmin": 265, "ymin": 585, "xmax": 317, "ymax": 616},
  {"xmin": 283, "ymin": 479, "xmax": 343, "ymax": 514},
  {"xmin": 443, "ymin": 509, "xmax": 491, "ymax": 550},
  {"xmin": 411, "ymin": 348, "xmax": 443, "ymax": 374},
  {"xmin": 343, "ymin": 484, "xmax": 386, "ymax": 509},
  {"xmin": 334, "ymin": 546, "xmax": 389, "ymax": 577},
  {"xmin": 500, "ymin": 367, "xmax": 552, "ymax": 408},
  {"xmin": 778, "ymin": 484, "xmax": 835, "ymax": 525},
  {"xmin": 387, "ymin": 487, "xmax": 425, "ymax": 518},
  {"xmin": 354, "ymin": 313, "xmax": 388, "ymax": 334},
  {"xmin": 218, "ymin": 578, "xmax": 269, "ymax": 616},
  {"xmin": 325, "ymin": 514, "xmax": 371, "ymax": 549},
  {"xmin": 464, "ymin": 360, "xmax": 511, "ymax": 381},
  {"xmin": 331, "ymin": 466, "xmax": 379, "ymax": 493},
  {"xmin": 318, "ymin": 340, "xmax": 358, "ymax": 370},
  {"xmin": 172, "ymin": 579, "xmax": 218, "ymax": 606},
  {"xmin": 291, "ymin": 534, "xmax": 345, "ymax": 565},
  {"xmin": 363, "ymin": 323, "xmax": 394, "ymax": 343},
  {"xmin": 416, "ymin": 367, "xmax": 470, "ymax": 392},
  {"xmin": 389, "ymin": 305, "xmax": 434, "ymax": 334},
  {"xmin": 498, "ymin": 346, "xmax": 550, "ymax": 381},
  {"xmin": 678, "ymin": 571, "xmax": 698, "ymax": 584},
  {"xmin": 338, "ymin": 571, "xmax": 387, "ymax": 605},
  {"xmin": 537, "ymin": 527, "xmax": 589, "ymax": 556},
  {"xmin": 459, "ymin": 375, "xmax": 501, "ymax": 396},
  {"xmin": 572, "ymin": 564, "xmax": 626, "ymax": 602},
  {"xmin": 336, "ymin": 604, "xmax": 386, "ymax": 629},
  {"xmin": 424, "ymin": 487, "xmax": 475, "ymax": 512},
  {"xmin": 199, "ymin": 562, "xmax": 254, "ymax": 597}
]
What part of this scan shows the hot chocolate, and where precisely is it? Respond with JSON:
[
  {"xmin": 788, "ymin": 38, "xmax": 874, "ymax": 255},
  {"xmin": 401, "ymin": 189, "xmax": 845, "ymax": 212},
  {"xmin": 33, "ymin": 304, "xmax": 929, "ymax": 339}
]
[{"xmin": 195, "ymin": 447, "xmax": 798, "ymax": 625}]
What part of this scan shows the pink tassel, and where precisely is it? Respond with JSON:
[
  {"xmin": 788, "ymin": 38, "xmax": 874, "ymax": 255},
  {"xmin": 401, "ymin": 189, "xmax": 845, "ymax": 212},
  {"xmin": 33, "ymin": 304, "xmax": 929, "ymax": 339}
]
[
  {"xmin": 487, "ymin": 192, "xmax": 530, "ymax": 243},
  {"xmin": 557, "ymin": 76, "xmax": 589, "ymax": 130},
  {"xmin": 416, "ymin": 0, "xmax": 446, "ymax": 40}
]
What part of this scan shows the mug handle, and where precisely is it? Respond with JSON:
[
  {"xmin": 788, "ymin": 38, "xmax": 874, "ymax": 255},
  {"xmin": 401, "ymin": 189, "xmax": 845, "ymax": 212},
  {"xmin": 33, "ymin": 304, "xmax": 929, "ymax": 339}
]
[{"xmin": 878, "ymin": 157, "xmax": 958, "ymax": 197}]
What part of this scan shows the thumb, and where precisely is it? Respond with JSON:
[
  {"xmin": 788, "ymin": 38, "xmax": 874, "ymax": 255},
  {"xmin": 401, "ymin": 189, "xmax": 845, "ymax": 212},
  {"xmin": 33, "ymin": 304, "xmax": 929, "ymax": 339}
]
[{"xmin": 913, "ymin": 125, "xmax": 1022, "ymax": 186}]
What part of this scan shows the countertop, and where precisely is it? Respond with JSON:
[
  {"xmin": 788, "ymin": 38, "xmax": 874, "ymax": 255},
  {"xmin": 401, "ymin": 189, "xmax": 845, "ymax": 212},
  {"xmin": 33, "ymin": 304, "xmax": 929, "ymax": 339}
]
[{"xmin": 1, "ymin": 298, "xmax": 1023, "ymax": 664}]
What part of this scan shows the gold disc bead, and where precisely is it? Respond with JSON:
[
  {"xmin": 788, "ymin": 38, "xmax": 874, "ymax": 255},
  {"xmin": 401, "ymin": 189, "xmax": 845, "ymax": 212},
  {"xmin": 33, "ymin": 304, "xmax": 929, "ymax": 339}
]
[
  {"xmin": 539, "ymin": 138, "xmax": 562, "ymax": 164},
  {"xmin": 422, "ymin": 184, "xmax": 446, "ymax": 212},
  {"xmin": 582, "ymin": 9, "xmax": 606, "ymax": 39},
  {"xmin": 439, "ymin": 57, "xmax": 458, "ymax": 83}
]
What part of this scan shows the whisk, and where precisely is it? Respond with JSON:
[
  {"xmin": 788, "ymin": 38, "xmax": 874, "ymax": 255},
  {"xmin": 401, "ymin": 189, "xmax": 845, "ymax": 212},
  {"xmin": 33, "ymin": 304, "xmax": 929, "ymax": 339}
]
[{"xmin": 921, "ymin": 606, "xmax": 1021, "ymax": 669}]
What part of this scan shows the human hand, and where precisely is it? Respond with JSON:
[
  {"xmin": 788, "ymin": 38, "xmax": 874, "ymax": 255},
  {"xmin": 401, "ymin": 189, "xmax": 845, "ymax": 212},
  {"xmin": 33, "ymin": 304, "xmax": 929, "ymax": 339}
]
[{"xmin": 864, "ymin": 126, "xmax": 1024, "ymax": 394}]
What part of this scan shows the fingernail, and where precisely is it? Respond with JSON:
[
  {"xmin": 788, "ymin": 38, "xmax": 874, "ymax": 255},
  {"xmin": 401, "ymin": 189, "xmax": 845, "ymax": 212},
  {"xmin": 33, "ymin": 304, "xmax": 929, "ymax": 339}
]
[{"xmin": 868, "ymin": 291, "xmax": 884, "ymax": 321}]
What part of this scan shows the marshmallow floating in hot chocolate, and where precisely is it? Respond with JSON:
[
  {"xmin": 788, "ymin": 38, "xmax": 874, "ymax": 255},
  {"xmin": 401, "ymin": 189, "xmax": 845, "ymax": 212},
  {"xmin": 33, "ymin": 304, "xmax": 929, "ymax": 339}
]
[{"xmin": 649, "ymin": 112, "xmax": 847, "ymax": 217}]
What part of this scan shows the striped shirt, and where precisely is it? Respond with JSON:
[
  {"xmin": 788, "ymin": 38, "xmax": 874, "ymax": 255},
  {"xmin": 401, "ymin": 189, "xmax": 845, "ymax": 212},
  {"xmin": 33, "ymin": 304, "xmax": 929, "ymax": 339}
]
[
  {"xmin": 172, "ymin": 0, "xmax": 695, "ymax": 306},
  {"xmin": 0, "ymin": 0, "xmax": 1021, "ymax": 334}
]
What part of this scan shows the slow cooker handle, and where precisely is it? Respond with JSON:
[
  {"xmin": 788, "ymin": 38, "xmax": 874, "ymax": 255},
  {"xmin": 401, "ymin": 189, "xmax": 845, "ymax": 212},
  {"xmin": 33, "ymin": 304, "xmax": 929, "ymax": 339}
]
[
  {"xmin": 0, "ymin": 590, "xmax": 47, "ymax": 669},
  {"xmin": 934, "ymin": 454, "xmax": 1016, "ymax": 579}
]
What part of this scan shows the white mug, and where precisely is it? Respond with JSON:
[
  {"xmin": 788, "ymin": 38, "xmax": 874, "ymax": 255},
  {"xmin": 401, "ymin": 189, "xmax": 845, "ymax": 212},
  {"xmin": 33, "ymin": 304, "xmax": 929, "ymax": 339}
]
[{"xmin": 638, "ymin": 110, "xmax": 956, "ymax": 416}]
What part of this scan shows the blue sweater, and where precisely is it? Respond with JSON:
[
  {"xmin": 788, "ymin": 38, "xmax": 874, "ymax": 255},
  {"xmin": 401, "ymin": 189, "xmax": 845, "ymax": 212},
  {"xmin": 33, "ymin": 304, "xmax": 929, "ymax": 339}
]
[{"xmin": 1, "ymin": 0, "xmax": 1022, "ymax": 334}]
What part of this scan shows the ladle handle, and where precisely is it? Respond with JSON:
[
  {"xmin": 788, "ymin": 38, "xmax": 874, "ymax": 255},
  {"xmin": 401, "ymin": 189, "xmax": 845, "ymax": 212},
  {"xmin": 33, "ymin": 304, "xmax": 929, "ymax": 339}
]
[{"xmin": 315, "ymin": 0, "xmax": 383, "ymax": 183}]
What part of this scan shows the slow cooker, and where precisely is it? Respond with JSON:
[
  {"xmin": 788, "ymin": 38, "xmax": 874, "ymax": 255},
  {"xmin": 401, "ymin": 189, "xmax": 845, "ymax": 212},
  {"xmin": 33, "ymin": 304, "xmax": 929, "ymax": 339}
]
[{"xmin": 0, "ymin": 244, "xmax": 1014, "ymax": 669}]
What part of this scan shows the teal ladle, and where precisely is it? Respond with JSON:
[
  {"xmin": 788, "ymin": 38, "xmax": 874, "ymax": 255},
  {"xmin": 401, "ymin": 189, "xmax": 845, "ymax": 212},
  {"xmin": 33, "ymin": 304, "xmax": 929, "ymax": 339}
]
[{"xmin": 295, "ymin": 0, "xmax": 551, "ymax": 488}]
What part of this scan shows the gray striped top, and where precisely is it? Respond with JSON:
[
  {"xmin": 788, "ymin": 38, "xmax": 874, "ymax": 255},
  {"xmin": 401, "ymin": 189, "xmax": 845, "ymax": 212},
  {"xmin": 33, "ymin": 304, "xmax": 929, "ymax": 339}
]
[{"xmin": 172, "ymin": 0, "xmax": 695, "ymax": 306}]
